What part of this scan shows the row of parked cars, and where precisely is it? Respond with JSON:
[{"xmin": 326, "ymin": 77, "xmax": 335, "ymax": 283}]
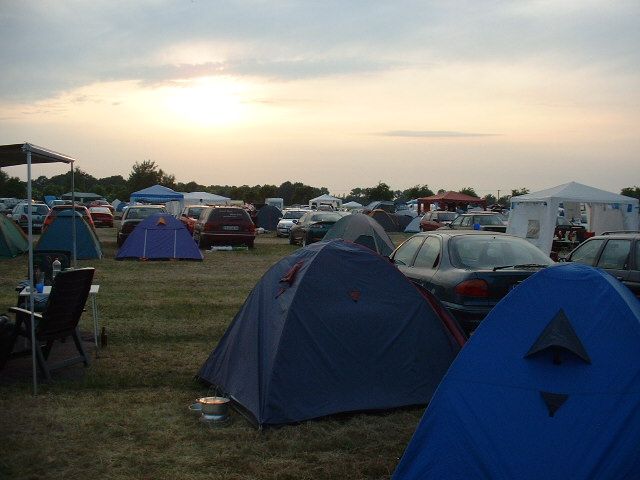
[
  {"xmin": 118, "ymin": 204, "xmax": 257, "ymax": 249},
  {"xmin": 8, "ymin": 200, "xmax": 114, "ymax": 232}
]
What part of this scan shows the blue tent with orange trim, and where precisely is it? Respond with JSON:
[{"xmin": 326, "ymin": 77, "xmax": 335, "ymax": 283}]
[
  {"xmin": 116, "ymin": 213, "xmax": 202, "ymax": 261},
  {"xmin": 394, "ymin": 263, "xmax": 640, "ymax": 479}
]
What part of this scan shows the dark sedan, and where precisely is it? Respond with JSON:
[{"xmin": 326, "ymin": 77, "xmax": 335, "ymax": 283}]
[
  {"xmin": 390, "ymin": 231, "xmax": 554, "ymax": 333},
  {"xmin": 117, "ymin": 205, "xmax": 167, "ymax": 247},
  {"xmin": 443, "ymin": 213, "xmax": 507, "ymax": 233},
  {"xmin": 289, "ymin": 211, "xmax": 348, "ymax": 246},
  {"xmin": 563, "ymin": 232, "xmax": 640, "ymax": 298}
]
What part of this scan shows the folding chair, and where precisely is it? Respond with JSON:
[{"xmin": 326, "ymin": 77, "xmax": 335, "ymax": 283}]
[{"xmin": 8, "ymin": 267, "xmax": 95, "ymax": 381}]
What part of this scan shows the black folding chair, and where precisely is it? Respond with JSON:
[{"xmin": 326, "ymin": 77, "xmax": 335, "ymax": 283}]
[{"xmin": 8, "ymin": 267, "xmax": 95, "ymax": 381}]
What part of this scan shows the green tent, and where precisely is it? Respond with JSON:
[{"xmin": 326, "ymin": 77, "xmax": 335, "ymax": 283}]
[{"xmin": 0, "ymin": 213, "xmax": 28, "ymax": 257}]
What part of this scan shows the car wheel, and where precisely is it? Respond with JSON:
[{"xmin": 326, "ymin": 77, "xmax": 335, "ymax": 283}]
[
  {"xmin": 289, "ymin": 234, "xmax": 296, "ymax": 245},
  {"xmin": 247, "ymin": 241, "xmax": 255, "ymax": 249}
]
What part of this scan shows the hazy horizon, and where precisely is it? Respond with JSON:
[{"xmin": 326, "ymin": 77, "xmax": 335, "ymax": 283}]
[{"xmin": 1, "ymin": 1, "xmax": 638, "ymax": 197}]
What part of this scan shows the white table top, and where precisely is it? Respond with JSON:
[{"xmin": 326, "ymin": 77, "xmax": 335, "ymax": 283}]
[{"xmin": 19, "ymin": 284, "xmax": 100, "ymax": 296}]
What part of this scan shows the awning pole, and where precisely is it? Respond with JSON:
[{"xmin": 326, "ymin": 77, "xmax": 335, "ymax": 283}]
[
  {"xmin": 71, "ymin": 164, "xmax": 77, "ymax": 267},
  {"xmin": 26, "ymin": 149, "xmax": 37, "ymax": 396}
]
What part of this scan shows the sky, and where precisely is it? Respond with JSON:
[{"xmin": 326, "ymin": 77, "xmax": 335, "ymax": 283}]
[{"xmin": 1, "ymin": 0, "xmax": 638, "ymax": 197}]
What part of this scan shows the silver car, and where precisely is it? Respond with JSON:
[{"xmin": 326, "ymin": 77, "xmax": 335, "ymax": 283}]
[
  {"xmin": 276, "ymin": 209, "xmax": 308, "ymax": 237},
  {"xmin": 11, "ymin": 202, "xmax": 50, "ymax": 232}
]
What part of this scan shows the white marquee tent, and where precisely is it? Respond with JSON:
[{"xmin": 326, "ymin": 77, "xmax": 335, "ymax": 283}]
[
  {"xmin": 507, "ymin": 182, "xmax": 639, "ymax": 255},
  {"xmin": 309, "ymin": 194, "xmax": 342, "ymax": 210}
]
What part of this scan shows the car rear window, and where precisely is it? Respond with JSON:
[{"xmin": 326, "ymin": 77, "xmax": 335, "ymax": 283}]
[
  {"xmin": 126, "ymin": 208, "xmax": 164, "ymax": 220},
  {"xmin": 209, "ymin": 208, "xmax": 250, "ymax": 222},
  {"xmin": 450, "ymin": 235, "xmax": 553, "ymax": 269},
  {"xmin": 186, "ymin": 207, "xmax": 205, "ymax": 218},
  {"xmin": 33, "ymin": 205, "xmax": 50, "ymax": 215},
  {"xmin": 435, "ymin": 212, "xmax": 457, "ymax": 222}
]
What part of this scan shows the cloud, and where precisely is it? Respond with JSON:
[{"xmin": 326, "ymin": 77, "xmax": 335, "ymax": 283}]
[
  {"xmin": 379, "ymin": 130, "xmax": 499, "ymax": 138},
  {"xmin": 0, "ymin": 1, "xmax": 638, "ymax": 102}
]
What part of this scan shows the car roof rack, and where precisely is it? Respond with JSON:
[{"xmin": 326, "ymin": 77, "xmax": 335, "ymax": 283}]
[{"xmin": 601, "ymin": 230, "xmax": 640, "ymax": 236}]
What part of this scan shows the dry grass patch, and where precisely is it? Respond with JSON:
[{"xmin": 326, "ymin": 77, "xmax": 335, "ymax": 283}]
[{"xmin": 0, "ymin": 228, "xmax": 421, "ymax": 480}]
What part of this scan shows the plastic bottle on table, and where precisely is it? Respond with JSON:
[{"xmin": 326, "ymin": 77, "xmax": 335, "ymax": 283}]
[{"xmin": 52, "ymin": 258, "xmax": 62, "ymax": 280}]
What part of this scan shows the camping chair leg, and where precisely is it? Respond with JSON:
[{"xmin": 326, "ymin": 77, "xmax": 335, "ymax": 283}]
[
  {"xmin": 72, "ymin": 328, "xmax": 90, "ymax": 367},
  {"xmin": 42, "ymin": 340, "xmax": 54, "ymax": 360},
  {"xmin": 34, "ymin": 342, "xmax": 52, "ymax": 382}
]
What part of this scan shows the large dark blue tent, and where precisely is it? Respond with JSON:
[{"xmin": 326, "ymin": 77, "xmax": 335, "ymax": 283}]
[
  {"xmin": 394, "ymin": 263, "xmax": 640, "ymax": 480},
  {"xmin": 116, "ymin": 213, "xmax": 202, "ymax": 260},
  {"xmin": 198, "ymin": 239, "xmax": 464, "ymax": 427}
]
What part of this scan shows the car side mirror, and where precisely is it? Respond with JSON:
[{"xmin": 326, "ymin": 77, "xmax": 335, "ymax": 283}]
[
  {"xmin": 292, "ymin": 220, "xmax": 298, "ymax": 224},
  {"xmin": 448, "ymin": 223, "xmax": 454, "ymax": 228}
]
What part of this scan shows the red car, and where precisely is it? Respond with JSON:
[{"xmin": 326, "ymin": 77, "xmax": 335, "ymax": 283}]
[
  {"xmin": 179, "ymin": 205, "xmax": 207, "ymax": 234},
  {"xmin": 420, "ymin": 211, "xmax": 458, "ymax": 231},
  {"xmin": 89, "ymin": 206, "xmax": 114, "ymax": 228},
  {"xmin": 43, "ymin": 205, "xmax": 96, "ymax": 232},
  {"xmin": 87, "ymin": 199, "xmax": 115, "ymax": 213}
]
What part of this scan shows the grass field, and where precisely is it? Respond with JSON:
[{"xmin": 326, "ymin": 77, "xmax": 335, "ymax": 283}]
[{"xmin": 0, "ymin": 227, "xmax": 422, "ymax": 480}]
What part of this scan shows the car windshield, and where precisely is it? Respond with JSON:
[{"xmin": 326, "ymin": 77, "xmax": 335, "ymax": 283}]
[
  {"xmin": 283, "ymin": 211, "xmax": 305, "ymax": 220},
  {"xmin": 476, "ymin": 215, "xmax": 503, "ymax": 226},
  {"xmin": 212, "ymin": 208, "xmax": 249, "ymax": 221},
  {"xmin": 436, "ymin": 212, "xmax": 457, "ymax": 222},
  {"xmin": 32, "ymin": 205, "xmax": 50, "ymax": 215},
  {"xmin": 450, "ymin": 235, "xmax": 553, "ymax": 269},
  {"xmin": 310, "ymin": 213, "xmax": 342, "ymax": 223}
]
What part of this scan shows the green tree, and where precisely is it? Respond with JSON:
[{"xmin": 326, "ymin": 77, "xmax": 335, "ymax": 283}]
[
  {"xmin": 484, "ymin": 194, "xmax": 497, "ymax": 205},
  {"xmin": 511, "ymin": 187, "xmax": 529, "ymax": 197},
  {"xmin": 365, "ymin": 182, "xmax": 394, "ymax": 202},
  {"xmin": 459, "ymin": 187, "xmax": 478, "ymax": 198},
  {"xmin": 0, "ymin": 170, "xmax": 25, "ymax": 198},
  {"xmin": 402, "ymin": 184, "xmax": 434, "ymax": 200},
  {"xmin": 127, "ymin": 160, "xmax": 176, "ymax": 195},
  {"xmin": 621, "ymin": 186, "xmax": 640, "ymax": 200}
]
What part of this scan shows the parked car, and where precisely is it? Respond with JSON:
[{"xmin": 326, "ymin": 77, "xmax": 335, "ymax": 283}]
[
  {"xmin": 289, "ymin": 211, "xmax": 348, "ymax": 246},
  {"xmin": 390, "ymin": 231, "xmax": 554, "ymax": 333},
  {"xmin": 420, "ymin": 211, "xmax": 458, "ymax": 231},
  {"xmin": 443, "ymin": 212, "xmax": 507, "ymax": 233},
  {"xmin": 43, "ymin": 204, "xmax": 96, "ymax": 232},
  {"xmin": 11, "ymin": 202, "xmax": 50, "ymax": 232},
  {"xmin": 89, "ymin": 206, "xmax": 114, "ymax": 228},
  {"xmin": 276, "ymin": 209, "xmax": 308, "ymax": 237},
  {"xmin": 193, "ymin": 206, "xmax": 256, "ymax": 249},
  {"xmin": 179, "ymin": 205, "xmax": 208, "ymax": 234},
  {"xmin": 563, "ymin": 232, "xmax": 640, "ymax": 298},
  {"xmin": 87, "ymin": 199, "xmax": 115, "ymax": 213},
  {"xmin": 117, "ymin": 205, "xmax": 167, "ymax": 247}
]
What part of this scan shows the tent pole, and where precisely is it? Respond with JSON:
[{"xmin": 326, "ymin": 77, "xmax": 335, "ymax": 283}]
[
  {"xmin": 26, "ymin": 149, "xmax": 37, "ymax": 396},
  {"xmin": 71, "ymin": 163, "xmax": 77, "ymax": 267}
]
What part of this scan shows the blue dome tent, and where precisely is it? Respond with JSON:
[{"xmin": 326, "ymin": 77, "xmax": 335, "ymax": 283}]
[
  {"xmin": 198, "ymin": 239, "xmax": 464, "ymax": 427},
  {"xmin": 116, "ymin": 213, "xmax": 202, "ymax": 261},
  {"xmin": 393, "ymin": 263, "xmax": 640, "ymax": 479},
  {"xmin": 36, "ymin": 211, "xmax": 102, "ymax": 260}
]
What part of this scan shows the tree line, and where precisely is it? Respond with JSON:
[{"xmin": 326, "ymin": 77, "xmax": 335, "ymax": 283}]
[{"xmin": 1, "ymin": 160, "xmax": 639, "ymax": 206}]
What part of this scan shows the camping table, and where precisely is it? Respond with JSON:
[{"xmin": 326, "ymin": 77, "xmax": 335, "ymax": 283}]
[{"xmin": 19, "ymin": 284, "xmax": 101, "ymax": 348}]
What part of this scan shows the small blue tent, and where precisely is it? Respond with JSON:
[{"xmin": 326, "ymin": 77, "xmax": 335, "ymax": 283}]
[
  {"xmin": 256, "ymin": 204, "xmax": 282, "ymax": 230},
  {"xmin": 404, "ymin": 216, "xmax": 421, "ymax": 233},
  {"xmin": 35, "ymin": 211, "xmax": 102, "ymax": 260},
  {"xmin": 116, "ymin": 213, "xmax": 202, "ymax": 261},
  {"xmin": 394, "ymin": 263, "xmax": 640, "ymax": 480},
  {"xmin": 198, "ymin": 239, "xmax": 464, "ymax": 427}
]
